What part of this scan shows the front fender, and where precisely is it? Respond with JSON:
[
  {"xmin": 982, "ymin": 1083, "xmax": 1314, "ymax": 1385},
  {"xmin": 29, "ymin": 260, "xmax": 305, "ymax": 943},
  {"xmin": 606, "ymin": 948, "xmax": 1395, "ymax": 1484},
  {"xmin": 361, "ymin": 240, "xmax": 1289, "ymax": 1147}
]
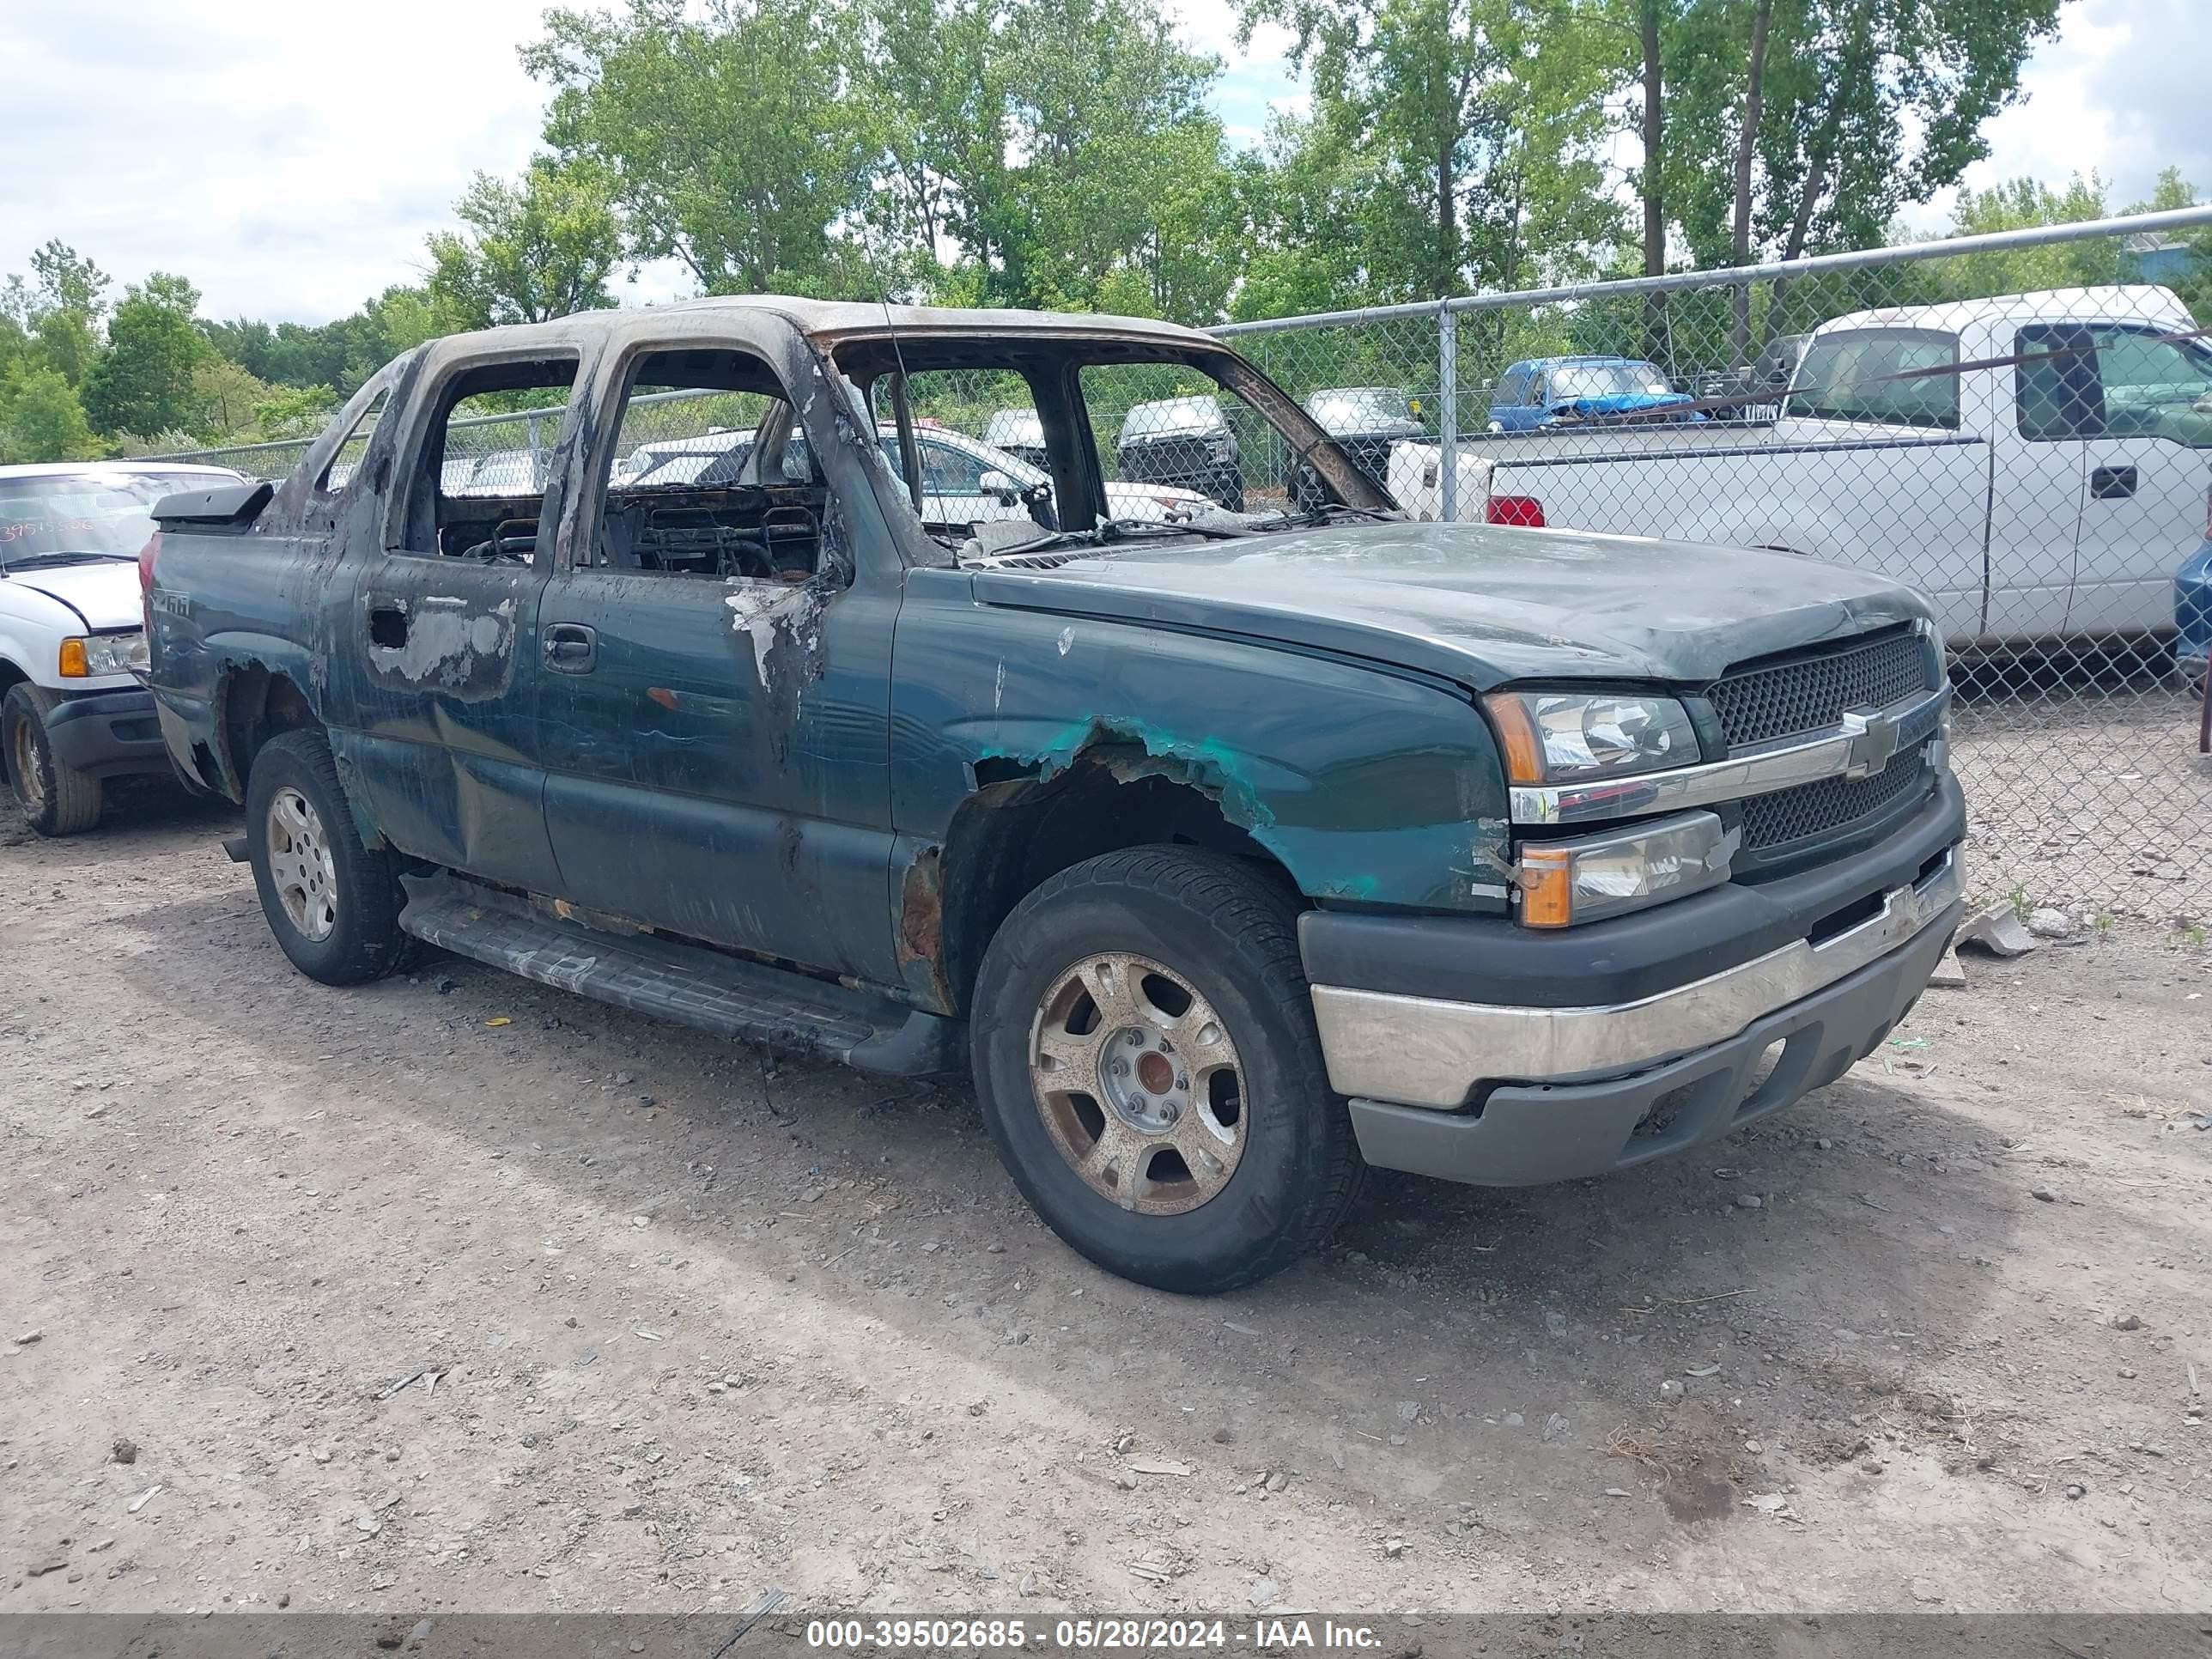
[{"xmin": 890, "ymin": 568, "xmax": 1512, "ymax": 915}]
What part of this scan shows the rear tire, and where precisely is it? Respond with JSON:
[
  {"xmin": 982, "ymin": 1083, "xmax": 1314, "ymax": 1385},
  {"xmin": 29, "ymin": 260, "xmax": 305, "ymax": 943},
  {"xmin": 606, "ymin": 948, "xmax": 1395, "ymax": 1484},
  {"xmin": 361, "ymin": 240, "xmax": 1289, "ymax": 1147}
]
[
  {"xmin": 970, "ymin": 847, "xmax": 1364, "ymax": 1293},
  {"xmin": 244, "ymin": 728, "xmax": 410, "ymax": 986},
  {"xmin": 3, "ymin": 683, "xmax": 104, "ymax": 836}
]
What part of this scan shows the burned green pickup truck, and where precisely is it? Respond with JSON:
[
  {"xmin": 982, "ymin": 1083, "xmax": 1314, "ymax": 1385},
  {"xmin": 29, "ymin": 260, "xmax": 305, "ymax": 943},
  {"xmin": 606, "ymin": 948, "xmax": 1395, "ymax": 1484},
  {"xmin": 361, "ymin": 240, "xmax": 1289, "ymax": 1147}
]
[{"xmin": 143, "ymin": 300, "xmax": 1964, "ymax": 1292}]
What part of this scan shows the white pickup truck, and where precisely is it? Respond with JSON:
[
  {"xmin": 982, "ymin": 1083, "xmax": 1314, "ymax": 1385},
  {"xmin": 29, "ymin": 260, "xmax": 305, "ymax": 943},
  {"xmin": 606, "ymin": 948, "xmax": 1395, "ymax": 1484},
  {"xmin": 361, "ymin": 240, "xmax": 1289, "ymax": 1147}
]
[
  {"xmin": 1, "ymin": 461, "xmax": 244, "ymax": 834},
  {"xmin": 1389, "ymin": 287, "xmax": 2212, "ymax": 645}
]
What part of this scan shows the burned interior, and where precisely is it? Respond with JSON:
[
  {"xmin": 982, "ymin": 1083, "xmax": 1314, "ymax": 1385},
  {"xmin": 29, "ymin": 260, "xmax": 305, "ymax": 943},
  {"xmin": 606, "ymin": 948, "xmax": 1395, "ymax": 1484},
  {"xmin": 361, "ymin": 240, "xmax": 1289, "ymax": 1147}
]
[{"xmin": 585, "ymin": 347, "xmax": 836, "ymax": 586}]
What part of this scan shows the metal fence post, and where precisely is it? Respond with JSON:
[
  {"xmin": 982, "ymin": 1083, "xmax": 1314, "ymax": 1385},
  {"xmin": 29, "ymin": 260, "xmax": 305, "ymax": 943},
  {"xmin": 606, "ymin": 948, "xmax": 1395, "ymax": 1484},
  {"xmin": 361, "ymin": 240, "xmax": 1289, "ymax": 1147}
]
[
  {"xmin": 526, "ymin": 412, "xmax": 544, "ymax": 482},
  {"xmin": 1437, "ymin": 302, "xmax": 1459, "ymax": 524}
]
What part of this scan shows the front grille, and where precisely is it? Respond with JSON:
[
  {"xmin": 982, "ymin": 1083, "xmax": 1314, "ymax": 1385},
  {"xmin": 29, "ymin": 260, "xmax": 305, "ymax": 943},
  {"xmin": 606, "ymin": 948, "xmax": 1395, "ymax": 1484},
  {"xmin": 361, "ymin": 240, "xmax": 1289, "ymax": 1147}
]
[
  {"xmin": 1741, "ymin": 742, "xmax": 1930, "ymax": 851},
  {"xmin": 1710, "ymin": 627, "xmax": 1931, "ymax": 749}
]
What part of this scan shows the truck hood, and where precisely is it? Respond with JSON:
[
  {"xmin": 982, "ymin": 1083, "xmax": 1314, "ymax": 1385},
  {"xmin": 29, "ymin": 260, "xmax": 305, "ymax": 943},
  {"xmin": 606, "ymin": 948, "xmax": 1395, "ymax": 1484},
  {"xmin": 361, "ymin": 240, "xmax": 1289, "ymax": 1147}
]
[
  {"xmin": 3, "ymin": 560, "xmax": 143, "ymax": 631},
  {"xmin": 966, "ymin": 520, "xmax": 1929, "ymax": 690}
]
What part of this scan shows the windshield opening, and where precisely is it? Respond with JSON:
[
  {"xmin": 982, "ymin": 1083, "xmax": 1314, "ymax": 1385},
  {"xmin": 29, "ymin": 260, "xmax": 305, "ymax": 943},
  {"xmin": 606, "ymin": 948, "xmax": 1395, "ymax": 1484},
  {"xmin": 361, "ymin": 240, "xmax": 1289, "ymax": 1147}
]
[
  {"xmin": 0, "ymin": 471, "xmax": 237, "ymax": 567},
  {"xmin": 1548, "ymin": 362, "xmax": 1674, "ymax": 402},
  {"xmin": 823, "ymin": 336, "xmax": 1393, "ymax": 561},
  {"xmin": 1307, "ymin": 388, "xmax": 1419, "ymax": 429}
]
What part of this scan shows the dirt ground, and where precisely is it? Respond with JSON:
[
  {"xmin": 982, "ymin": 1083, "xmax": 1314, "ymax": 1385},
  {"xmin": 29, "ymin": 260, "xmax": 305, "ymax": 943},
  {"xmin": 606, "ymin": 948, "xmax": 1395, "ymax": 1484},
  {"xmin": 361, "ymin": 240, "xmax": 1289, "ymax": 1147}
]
[
  {"xmin": 3, "ymin": 787, "xmax": 2209, "ymax": 1620},
  {"xmin": 1949, "ymin": 684, "xmax": 2212, "ymax": 925}
]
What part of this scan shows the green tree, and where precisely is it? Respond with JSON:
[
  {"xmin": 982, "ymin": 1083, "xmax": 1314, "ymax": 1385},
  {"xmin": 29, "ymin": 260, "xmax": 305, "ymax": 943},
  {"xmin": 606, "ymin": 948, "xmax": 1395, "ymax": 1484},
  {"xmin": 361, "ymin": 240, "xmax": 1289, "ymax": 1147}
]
[
  {"xmin": 525, "ymin": 0, "xmax": 877, "ymax": 295},
  {"xmin": 1229, "ymin": 112, "xmax": 1382, "ymax": 320},
  {"xmin": 427, "ymin": 156, "xmax": 623, "ymax": 327},
  {"xmin": 2, "ymin": 240, "xmax": 112, "ymax": 327},
  {"xmin": 520, "ymin": 0, "xmax": 1249, "ymax": 321},
  {"xmin": 82, "ymin": 274, "xmax": 207, "ymax": 438},
  {"xmin": 1237, "ymin": 0, "xmax": 1628, "ymax": 304},
  {"xmin": 187, "ymin": 355, "xmax": 276, "ymax": 440},
  {"xmin": 3, "ymin": 240, "xmax": 113, "ymax": 387},
  {"xmin": 252, "ymin": 383, "xmax": 343, "ymax": 441},
  {"xmin": 30, "ymin": 310, "xmax": 101, "ymax": 386},
  {"xmin": 1664, "ymin": 0, "xmax": 2066, "ymax": 273},
  {"xmin": 0, "ymin": 365, "xmax": 100, "ymax": 462},
  {"xmin": 206, "ymin": 283, "xmax": 451, "ymax": 397},
  {"xmin": 982, "ymin": 0, "xmax": 1242, "ymax": 318}
]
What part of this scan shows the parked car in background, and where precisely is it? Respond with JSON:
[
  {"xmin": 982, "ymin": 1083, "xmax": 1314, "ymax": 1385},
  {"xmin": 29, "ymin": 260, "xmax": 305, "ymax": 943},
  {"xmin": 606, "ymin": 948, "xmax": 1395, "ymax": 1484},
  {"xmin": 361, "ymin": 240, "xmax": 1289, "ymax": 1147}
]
[
  {"xmin": 143, "ymin": 297, "xmax": 1963, "ymax": 1293},
  {"xmin": 617, "ymin": 422, "xmax": 1211, "ymax": 530},
  {"xmin": 1291, "ymin": 387, "xmax": 1428, "ymax": 506},
  {"xmin": 981, "ymin": 409, "xmax": 1048, "ymax": 470},
  {"xmin": 0, "ymin": 461, "xmax": 245, "ymax": 834},
  {"xmin": 1115, "ymin": 394, "xmax": 1243, "ymax": 509},
  {"xmin": 2179, "ymin": 541, "xmax": 2212, "ymax": 673},
  {"xmin": 1698, "ymin": 333, "xmax": 1808, "ymax": 422},
  {"xmin": 458, "ymin": 447, "xmax": 549, "ymax": 497},
  {"xmin": 1486, "ymin": 356, "xmax": 1701, "ymax": 431},
  {"xmin": 1396, "ymin": 288, "xmax": 2212, "ymax": 647}
]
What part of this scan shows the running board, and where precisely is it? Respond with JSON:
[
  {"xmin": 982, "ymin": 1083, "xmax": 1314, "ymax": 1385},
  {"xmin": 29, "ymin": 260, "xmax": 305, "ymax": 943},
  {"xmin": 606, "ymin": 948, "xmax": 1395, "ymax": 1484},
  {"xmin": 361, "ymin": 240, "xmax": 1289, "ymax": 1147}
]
[{"xmin": 397, "ymin": 873, "xmax": 961, "ymax": 1076}]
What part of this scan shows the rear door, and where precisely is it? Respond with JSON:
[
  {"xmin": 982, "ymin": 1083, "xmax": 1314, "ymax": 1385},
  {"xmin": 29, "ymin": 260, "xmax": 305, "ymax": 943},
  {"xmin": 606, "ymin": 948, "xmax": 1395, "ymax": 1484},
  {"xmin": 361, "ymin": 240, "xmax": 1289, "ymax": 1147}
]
[
  {"xmin": 2065, "ymin": 322, "xmax": 2212, "ymax": 641},
  {"xmin": 337, "ymin": 347, "xmax": 580, "ymax": 893}
]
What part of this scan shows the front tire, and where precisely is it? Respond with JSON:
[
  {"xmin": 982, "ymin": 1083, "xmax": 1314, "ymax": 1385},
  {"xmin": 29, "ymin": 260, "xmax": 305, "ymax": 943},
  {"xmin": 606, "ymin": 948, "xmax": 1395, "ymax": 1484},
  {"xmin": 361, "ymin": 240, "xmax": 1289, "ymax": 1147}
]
[
  {"xmin": 244, "ymin": 728, "xmax": 410, "ymax": 985},
  {"xmin": 3, "ymin": 684, "xmax": 104, "ymax": 836},
  {"xmin": 970, "ymin": 848, "xmax": 1363, "ymax": 1293}
]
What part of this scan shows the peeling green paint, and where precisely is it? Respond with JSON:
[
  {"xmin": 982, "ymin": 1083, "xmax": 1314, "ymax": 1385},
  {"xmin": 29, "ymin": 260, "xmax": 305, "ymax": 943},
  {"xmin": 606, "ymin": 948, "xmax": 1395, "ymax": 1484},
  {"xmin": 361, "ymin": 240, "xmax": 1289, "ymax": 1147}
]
[
  {"xmin": 986, "ymin": 714, "xmax": 1277, "ymax": 832},
  {"xmin": 979, "ymin": 715, "xmax": 1509, "ymax": 913}
]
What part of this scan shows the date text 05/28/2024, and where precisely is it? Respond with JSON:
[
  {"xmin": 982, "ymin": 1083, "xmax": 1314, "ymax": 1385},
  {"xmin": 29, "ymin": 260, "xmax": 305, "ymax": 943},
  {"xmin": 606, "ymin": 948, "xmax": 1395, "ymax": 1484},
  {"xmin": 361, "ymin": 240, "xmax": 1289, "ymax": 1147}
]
[{"xmin": 804, "ymin": 1620, "xmax": 1387, "ymax": 1650}]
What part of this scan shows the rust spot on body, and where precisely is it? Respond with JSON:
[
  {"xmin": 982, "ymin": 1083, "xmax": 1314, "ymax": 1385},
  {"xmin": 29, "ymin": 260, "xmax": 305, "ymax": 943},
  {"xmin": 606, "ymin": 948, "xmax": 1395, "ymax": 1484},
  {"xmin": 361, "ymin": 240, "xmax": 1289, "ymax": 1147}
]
[
  {"xmin": 647, "ymin": 686, "xmax": 679, "ymax": 711},
  {"xmin": 896, "ymin": 846, "xmax": 951, "ymax": 1007}
]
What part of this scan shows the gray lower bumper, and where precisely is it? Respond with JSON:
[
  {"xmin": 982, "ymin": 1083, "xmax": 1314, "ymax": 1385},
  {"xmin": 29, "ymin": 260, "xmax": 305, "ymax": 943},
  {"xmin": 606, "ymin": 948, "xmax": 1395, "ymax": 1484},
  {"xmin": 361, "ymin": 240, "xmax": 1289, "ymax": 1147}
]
[
  {"xmin": 1346, "ymin": 890, "xmax": 1961, "ymax": 1188},
  {"xmin": 44, "ymin": 688, "xmax": 173, "ymax": 781}
]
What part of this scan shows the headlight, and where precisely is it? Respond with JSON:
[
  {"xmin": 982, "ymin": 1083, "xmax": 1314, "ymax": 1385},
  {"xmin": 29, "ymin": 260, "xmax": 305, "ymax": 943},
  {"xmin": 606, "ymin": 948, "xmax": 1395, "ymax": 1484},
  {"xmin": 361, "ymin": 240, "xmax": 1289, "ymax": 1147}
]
[
  {"xmin": 1486, "ymin": 690, "xmax": 1698, "ymax": 784},
  {"xmin": 59, "ymin": 632, "xmax": 149, "ymax": 678},
  {"xmin": 1517, "ymin": 811, "xmax": 1734, "ymax": 928}
]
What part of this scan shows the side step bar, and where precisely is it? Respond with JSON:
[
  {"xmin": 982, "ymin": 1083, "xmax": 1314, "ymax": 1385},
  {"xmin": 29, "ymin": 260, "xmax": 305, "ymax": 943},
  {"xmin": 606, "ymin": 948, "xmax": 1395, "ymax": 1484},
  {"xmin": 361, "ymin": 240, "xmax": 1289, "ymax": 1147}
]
[{"xmin": 397, "ymin": 873, "xmax": 962, "ymax": 1077}]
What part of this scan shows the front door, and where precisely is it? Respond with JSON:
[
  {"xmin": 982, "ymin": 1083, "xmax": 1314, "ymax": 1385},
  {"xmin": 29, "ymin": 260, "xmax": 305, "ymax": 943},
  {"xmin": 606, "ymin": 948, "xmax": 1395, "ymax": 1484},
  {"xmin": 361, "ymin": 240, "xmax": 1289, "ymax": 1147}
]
[
  {"xmin": 532, "ymin": 338, "xmax": 902, "ymax": 982},
  {"xmin": 2066, "ymin": 321, "xmax": 2212, "ymax": 640},
  {"xmin": 334, "ymin": 347, "xmax": 581, "ymax": 895},
  {"xmin": 1994, "ymin": 322, "xmax": 2092, "ymax": 642}
]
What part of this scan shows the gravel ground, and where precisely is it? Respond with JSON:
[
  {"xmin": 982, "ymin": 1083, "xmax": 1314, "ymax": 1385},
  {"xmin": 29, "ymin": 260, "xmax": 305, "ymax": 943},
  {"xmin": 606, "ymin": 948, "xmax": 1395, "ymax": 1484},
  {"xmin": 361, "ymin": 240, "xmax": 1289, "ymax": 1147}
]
[
  {"xmin": 3, "ymin": 789, "xmax": 2209, "ymax": 1619},
  {"xmin": 1949, "ymin": 681, "xmax": 2211, "ymax": 924}
]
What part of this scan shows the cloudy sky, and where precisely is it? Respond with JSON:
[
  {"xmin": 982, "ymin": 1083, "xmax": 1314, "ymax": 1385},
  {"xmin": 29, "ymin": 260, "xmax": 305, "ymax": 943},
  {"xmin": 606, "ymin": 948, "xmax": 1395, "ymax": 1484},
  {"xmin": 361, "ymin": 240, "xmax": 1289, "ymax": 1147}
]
[{"xmin": 1, "ymin": 0, "xmax": 2203, "ymax": 327}]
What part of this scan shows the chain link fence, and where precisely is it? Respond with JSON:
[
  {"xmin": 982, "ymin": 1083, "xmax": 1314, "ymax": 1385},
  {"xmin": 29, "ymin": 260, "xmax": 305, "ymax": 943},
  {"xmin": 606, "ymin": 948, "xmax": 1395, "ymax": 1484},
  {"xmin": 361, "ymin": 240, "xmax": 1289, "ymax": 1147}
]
[
  {"xmin": 154, "ymin": 209, "xmax": 2212, "ymax": 921},
  {"xmin": 1220, "ymin": 208, "xmax": 2212, "ymax": 925}
]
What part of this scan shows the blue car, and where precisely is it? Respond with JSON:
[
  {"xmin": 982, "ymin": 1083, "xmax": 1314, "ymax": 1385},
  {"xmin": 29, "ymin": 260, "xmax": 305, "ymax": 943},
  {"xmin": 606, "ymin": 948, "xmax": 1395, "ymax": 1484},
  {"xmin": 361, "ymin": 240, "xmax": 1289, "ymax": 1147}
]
[
  {"xmin": 2178, "ymin": 541, "xmax": 2212, "ymax": 668},
  {"xmin": 1487, "ymin": 356, "xmax": 1703, "ymax": 431}
]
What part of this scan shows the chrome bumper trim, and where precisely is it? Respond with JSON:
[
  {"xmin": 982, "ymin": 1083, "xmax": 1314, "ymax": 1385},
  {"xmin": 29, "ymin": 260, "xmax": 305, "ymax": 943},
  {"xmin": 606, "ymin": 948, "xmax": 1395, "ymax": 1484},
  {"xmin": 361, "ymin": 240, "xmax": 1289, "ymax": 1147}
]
[
  {"xmin": 1509, "ymin": 685, "xmax": 1950, "ymax": 826},
  {"xmin": 1310, "ymin": 847, "xmax": 1963, "ymax": 1109}
]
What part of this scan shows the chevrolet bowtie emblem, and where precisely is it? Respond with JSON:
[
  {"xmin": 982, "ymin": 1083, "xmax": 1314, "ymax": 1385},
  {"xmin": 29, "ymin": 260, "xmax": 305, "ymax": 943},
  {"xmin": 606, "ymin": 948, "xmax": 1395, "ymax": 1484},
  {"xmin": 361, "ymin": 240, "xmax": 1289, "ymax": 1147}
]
[{"xmin": 1840, "ymin": 708, "xmax": 1901, "ymax": 779}]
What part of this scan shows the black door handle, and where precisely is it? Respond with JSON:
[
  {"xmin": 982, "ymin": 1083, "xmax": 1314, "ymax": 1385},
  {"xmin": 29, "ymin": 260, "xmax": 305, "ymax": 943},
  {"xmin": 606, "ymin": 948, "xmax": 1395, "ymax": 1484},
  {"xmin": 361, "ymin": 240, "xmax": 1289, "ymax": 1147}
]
[
  {"xmin": 2090, "ymin": 465, "xmax": 2137, "ymax": 500},
  {"xmin": 544, "ymin": 623, "xmax": 596, "ymax": 672}
]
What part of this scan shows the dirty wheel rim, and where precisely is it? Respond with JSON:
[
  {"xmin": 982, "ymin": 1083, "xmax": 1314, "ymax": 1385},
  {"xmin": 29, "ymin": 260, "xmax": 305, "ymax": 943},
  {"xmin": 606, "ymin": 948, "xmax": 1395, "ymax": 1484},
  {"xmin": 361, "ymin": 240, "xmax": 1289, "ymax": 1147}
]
[
  {"xmin": 10, "ymin": 717, "xmax": 42, "ymax": 811},
  {"xmin": 1029, "ymin": 951, "xmax": 1246, "ymax": 1215},
  {"xmin": 266, "ymin": 787, "xmax": 338, "ymax": 942}
]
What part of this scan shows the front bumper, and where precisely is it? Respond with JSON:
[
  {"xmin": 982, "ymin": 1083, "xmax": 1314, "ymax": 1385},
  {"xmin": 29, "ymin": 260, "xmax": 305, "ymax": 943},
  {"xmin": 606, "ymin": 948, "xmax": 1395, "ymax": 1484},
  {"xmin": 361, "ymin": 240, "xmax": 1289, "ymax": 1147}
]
[
  {"xmin": 1343, "ymin": 901, "xmax": 1954, "ymax": 1187},
  {"xmin": 42, "ymin": 688, "xmax": 175, "ymax": 781},
  {"xmin": 1304, "ymin": 784, "xmax": 1966, "ymax": 1187}
]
